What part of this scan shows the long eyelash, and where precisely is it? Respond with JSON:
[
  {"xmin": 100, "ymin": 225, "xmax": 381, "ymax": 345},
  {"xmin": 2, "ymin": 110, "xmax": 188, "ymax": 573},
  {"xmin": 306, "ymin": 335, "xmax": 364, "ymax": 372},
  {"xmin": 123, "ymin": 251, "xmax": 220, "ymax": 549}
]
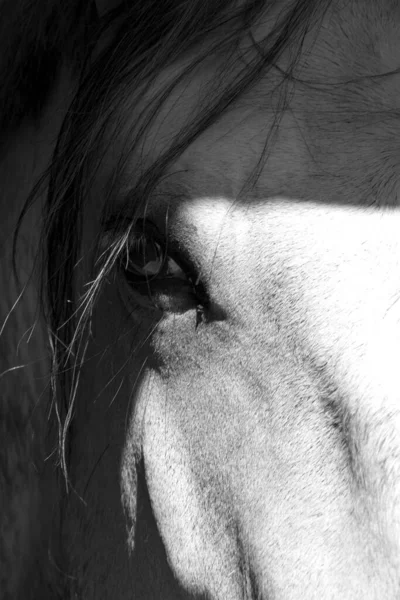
[
  {"xmin": 123, "ymin": 232, "xmax": 147, "ymax": 262},
  {"xmin": 122, "ymin": 230, "xmax": 159, "ymax": 271}
]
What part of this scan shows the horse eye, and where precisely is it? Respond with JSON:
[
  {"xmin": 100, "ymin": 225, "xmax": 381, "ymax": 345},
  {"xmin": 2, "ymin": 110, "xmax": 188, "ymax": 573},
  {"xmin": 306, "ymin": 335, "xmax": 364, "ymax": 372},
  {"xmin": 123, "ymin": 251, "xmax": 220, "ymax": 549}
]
[
  {"xmin": 120, "ymin": 226, "xmax": 187, "ymax": 284},
  {"xmin": 123, "ymin": 235, "xmax": 164, "ymax": 279}
]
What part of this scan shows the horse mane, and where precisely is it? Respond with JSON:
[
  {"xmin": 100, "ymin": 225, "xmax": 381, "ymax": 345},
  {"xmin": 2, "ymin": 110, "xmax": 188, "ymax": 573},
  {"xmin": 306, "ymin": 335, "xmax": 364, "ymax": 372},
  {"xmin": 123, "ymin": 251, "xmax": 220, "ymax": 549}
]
[{"xmin": 8, "ymin": 0, "xmax": 332, "ymax": 479}]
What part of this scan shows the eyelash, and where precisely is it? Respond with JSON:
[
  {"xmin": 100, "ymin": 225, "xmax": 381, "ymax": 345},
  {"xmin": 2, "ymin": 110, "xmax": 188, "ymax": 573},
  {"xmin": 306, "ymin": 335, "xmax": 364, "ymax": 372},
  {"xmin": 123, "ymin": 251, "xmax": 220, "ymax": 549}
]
[
  {"xmin": 120, "ymin": 229, "xmax": 187, "ymax": 282},
  {"xmin": 116, "ymin": 219, "xmax": 209, "ymax": 307}
]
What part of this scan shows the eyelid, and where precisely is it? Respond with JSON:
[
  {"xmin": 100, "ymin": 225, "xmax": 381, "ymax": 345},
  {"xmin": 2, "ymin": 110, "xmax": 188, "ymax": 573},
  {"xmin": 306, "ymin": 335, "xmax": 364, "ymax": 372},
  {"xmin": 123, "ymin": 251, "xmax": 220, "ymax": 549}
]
[
  {"xmin": 101, "ymin": 212, "xmax": 207, "ymax": 297},
  {"xmin": 101, "ymin": 212, "xmax": 200, "ymax": 278},
  {"xmin": 102, "ymin": 212, "xmax": 213, "ymax": 319}
]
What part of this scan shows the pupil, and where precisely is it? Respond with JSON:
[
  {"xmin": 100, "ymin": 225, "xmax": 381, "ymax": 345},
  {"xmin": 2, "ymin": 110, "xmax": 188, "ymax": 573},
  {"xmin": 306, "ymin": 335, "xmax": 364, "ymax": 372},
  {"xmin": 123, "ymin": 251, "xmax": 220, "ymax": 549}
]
[{"xmin": 130, "ymin": 238, "xmax": 164, "ymax": 276}]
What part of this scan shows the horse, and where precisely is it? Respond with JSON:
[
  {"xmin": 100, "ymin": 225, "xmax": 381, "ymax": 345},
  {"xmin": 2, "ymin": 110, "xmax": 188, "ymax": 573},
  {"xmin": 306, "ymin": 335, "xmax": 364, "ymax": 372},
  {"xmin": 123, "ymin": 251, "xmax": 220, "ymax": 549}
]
[{"xmin": 2, "ymin": 0, "xmax": 400, "ymax": 597}]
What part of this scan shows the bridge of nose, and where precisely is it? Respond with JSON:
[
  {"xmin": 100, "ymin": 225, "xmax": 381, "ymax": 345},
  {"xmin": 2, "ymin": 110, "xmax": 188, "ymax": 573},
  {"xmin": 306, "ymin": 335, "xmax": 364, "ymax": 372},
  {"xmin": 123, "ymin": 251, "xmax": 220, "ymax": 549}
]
[
  {"xmin": 129, "ymin": 198, "xmax": 400, "ymax": 597},
  {"xmin": 178, "ymin": 198, "xmax": 400, "ymax": 467}
]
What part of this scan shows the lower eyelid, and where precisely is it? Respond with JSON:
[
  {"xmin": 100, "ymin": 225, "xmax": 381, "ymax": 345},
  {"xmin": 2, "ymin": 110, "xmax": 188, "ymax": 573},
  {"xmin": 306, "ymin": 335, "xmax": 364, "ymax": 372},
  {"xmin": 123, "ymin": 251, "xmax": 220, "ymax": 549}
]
[{"xmin": 119, "ymin": 271, "xmax": 198, "ymax": 313}]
